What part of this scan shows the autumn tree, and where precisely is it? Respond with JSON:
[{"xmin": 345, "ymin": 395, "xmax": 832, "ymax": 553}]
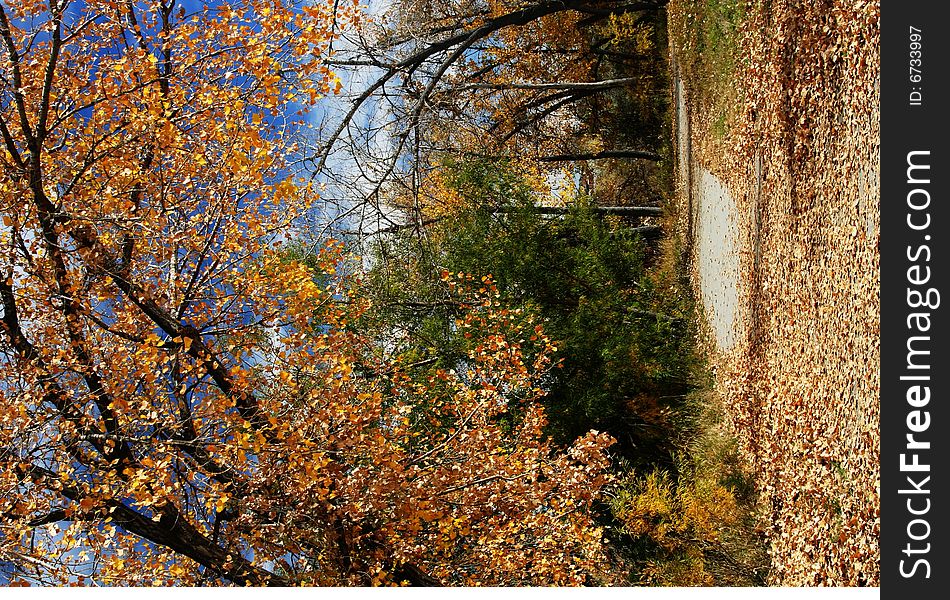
[
  {"xmin": 364, "ymin": 159, "xmax": 693, "ymax": 461},
  {"xmin": 0, "ymin": 1, "xmax": 615, "ymax": 586},
  {"xmin": 310, "ymin": 0, "xmax": 671, "ymax": 237}
]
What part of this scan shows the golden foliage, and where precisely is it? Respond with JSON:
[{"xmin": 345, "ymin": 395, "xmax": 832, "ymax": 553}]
[
  {"xmin": 611, "ymin": 467, "xmax": 740, "ymax": 585},
  {"xmin": 0, "ymin": 1, "xmax": 613, "ymax": 586}
]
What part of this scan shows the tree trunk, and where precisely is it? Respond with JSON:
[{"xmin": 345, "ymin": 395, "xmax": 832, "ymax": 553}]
[
  {"xmin": 492, "ymin": 205, "xmax": 662, "ymax": 217},
  {"xmin": 537, "ymin": 149, "xmax": 662, "ymax": 162},
  {"xmin": 451, "ymin": 77, "xmax": 639, "ymax": 92}
]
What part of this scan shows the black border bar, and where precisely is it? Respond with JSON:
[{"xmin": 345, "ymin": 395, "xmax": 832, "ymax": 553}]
[{"xmin": 881, "ymin": 1, "xmax": 948, "ymax": 594}]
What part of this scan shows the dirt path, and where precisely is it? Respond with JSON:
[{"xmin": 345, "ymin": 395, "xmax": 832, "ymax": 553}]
[
  {"xmin": 676, "ymin": 76, "xmax": 743, "ymax": 353},
  {"xmin": 671, "ymin": 0, "xmax": 881, "ymax": 582}
]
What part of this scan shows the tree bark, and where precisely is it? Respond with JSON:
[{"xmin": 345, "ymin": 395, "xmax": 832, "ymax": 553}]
[
  {"xmin": 492, "ymin": 205, "xmax": 662, "ymax": 217},
  {"xmin": 629, "ymin": 225, "xmax": 662, "ymax": 238},
  {"xmin": 537, "ymin": 149, "xmax": 662, "ymax": 162},
  {"xmin": 449, "ymin": 77, "xmax": 638, "ymax": 92}
]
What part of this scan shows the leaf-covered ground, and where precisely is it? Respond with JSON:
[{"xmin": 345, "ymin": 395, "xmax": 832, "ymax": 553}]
[{"xmin": 670, "ymin": 0, "xmax": 880, "ymax": 586}]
